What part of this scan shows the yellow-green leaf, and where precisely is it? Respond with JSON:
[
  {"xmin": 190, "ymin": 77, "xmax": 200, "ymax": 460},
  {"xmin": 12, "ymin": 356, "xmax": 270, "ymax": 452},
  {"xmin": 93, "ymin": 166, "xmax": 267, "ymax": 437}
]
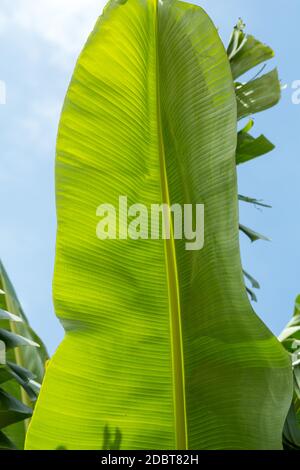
[{"xmin": 26, "ymin": 0, "xmax": 292, "ymax": 450}]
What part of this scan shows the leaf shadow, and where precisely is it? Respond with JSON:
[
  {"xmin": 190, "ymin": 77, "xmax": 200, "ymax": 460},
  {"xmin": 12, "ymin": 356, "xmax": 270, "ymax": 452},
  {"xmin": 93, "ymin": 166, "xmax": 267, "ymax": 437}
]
[{"xmin": 102, "ymin": 424, "xmax": 122, "ymax": 450}]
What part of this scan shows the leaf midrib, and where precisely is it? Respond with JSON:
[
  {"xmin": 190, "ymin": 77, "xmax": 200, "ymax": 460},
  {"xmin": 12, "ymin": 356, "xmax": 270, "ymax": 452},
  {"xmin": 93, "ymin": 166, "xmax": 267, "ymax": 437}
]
[{"xmin": 153, "ymin": 0, "xmax": 188, "ymax": 450}]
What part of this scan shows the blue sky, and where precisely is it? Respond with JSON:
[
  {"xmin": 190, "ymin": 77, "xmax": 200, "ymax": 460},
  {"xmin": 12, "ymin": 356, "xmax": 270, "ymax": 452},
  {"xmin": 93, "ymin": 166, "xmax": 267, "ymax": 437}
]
[{"xmin": 0, "ymin": 0, "xmax": 299, "ymax": 354}]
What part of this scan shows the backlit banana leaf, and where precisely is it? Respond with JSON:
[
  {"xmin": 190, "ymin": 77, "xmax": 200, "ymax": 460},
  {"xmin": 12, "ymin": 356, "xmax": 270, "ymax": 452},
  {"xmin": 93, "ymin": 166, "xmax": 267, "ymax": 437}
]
[
  {"xmin": 279, "ymin": 296, "xmax": 300, "ymax": 450},
  {"xmin": 26, "ymin": 0, "xmax": 292, "ymax": 450},
  {"xmin": 0, "ymin": 261, "xmax": 48, "ymax": 449}
]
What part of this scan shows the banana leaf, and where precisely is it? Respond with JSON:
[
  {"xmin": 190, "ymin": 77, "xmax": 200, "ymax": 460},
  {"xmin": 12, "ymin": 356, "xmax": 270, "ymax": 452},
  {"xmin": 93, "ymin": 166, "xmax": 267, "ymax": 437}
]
[
  {"xmin": 279, "ymin": 296, "xmax": 300, "ymax": 450},
  {"xmin": 236, "ymin": 131, "xmax": 275, "ymax": 165},
  {"xmin": 238, "ymin": 195, "xmax": 271, "ymax": 209},
  {"xmin": 26, "ymin": 0, "xmax": 292, "ymax": 450},
  {"xmin": 0, "ymin": 261, "xmax": 48, "ymax": 449},
  {"xmin": 239, "ymin": 224, "xmax": 270, "ymax": 243},
  {"xmin": 236, "ymin": 69, "xmax": 281, "ymax": 120},
  {"xmin": 228, "ymin": 22, "xmax": 279, "ymax": 300},
  {"xmin": 228, "ymin": 21, "xmax": 280, "ymax": 166},
  {"xmin": 227, "ymin": 19, "xmax": 274, "ymax": 80}
]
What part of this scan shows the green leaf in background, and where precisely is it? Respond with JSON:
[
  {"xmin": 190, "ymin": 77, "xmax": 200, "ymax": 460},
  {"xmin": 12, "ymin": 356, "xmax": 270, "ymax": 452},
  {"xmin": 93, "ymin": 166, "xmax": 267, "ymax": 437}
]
[
  {"xmin": 279, "ymin": 296, "xmax": 300, "ymax": 450},
  {"xmin": 243, "ymin": 270, "xmax": 260, "ymax": 290},
  {"xmin": 25, "ymin": 0, "xmax": 292, "ymax": 450},
  {"xmin": 227, "ymin": 19, "xmax": 274, "ymax": 80},
  {"xmin": 0, "ymin": 261, "xmax": 48, "ymax": 449},
  {"xmin": 236, "ymin": 130, "xmax": 275, "ymax": 165},
  {"xmin": 245, "ymin": 287, "xmax": 258, "ymax": 303},
  {"xmin": 239, "ymin": 224, "xmax": 270, "ymax": 243},
  {"xmin": 0, "ymin": 330, "xmax": 40, "ymax": 349},
  {"xmin": 0, "ymin": 389, "xmax": 32, "ymax": 429},
  {"xmin": 0, "ymin": 310, "xmax": 22, "ymax": 322},
  {"xmin": 228, "ymin": 21, "xmax": 279, "ymax": 302},
  {"xmin": 238, "ymin": 194, "xmax": 272, "ymax": 208},
  {"xmin": 236, "ymin": 69, "xmax": 281, "ymax": 120},
  {"xmin": 243, "ymin": 270, "xmax": 260, "ymax": 304},
  {"xmin": 0, "ymin": 430, "xmax": 16, "ymax": 450},
  {"xmin": 228, "ymin": 21, "xmax": 279, "ymax": 167}
]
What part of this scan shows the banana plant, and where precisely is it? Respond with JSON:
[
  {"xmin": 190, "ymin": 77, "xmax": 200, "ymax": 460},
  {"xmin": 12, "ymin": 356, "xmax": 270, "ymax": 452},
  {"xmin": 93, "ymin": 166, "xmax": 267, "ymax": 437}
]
[
  {"xmin": 229, "ymin": 18, "xmax": 280, "ymax": 165},
  {"xmin": 230, "ymin": 26, "xmax": 298, "ymax": 447},
  {"xmin": 0, "ymin": 261, "xmax": 48, "ymax": 449},
  {"xmin": 279, "ymin": 296, "xmax": 300, "ymax": 450},
  {"xmin": 227, "ymin": 19, "xmax": 281, "ymax": 302},
  {"xmin": 25, "ymin": 0, "xmax": 292, "ymax": 450}
]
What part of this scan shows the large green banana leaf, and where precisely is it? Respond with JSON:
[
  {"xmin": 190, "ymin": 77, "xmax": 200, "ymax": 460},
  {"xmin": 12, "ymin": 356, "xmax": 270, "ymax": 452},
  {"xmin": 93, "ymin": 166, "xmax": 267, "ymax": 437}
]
[
  {"xmin": 25, "ymin": 0, "xmax": 292, "ymax": 450},
  {"xmin": 279, "ymin": 296, "xmax": 300, "ymax": 450},
  {"xmin": 0, "ymin": 261, "xmax": 48, "ymax": 449}
]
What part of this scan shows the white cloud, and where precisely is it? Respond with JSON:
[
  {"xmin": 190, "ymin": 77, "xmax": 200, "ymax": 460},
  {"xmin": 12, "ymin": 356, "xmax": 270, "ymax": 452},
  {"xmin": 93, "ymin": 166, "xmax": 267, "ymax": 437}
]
[
  {"xmin": 0, "ymin": 11, "xmax": 8, "ymax": 34},
  {"xmin": 1, "ymin": 0, "xmax": 106, "ymax": 56},
  {"xmin": 0, "ymin": 1, "xmax": 228, "ymax": 65}
]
